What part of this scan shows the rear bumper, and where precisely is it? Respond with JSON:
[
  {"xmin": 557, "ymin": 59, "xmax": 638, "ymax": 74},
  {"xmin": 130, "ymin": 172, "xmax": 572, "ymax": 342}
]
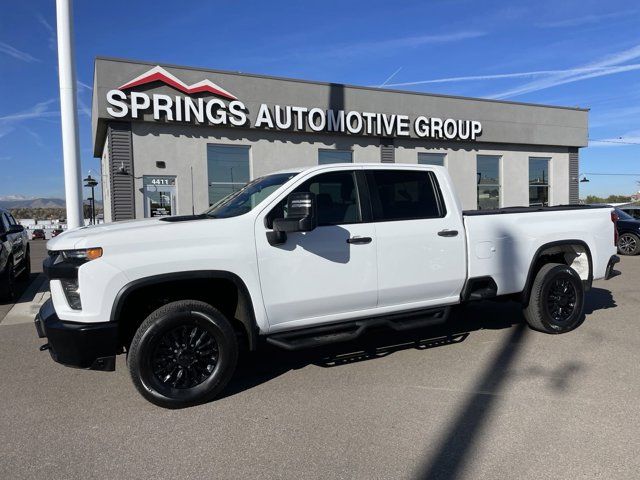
[
  {"xmin": 605, "ymin": 255, "xmax": 621, "ymax": 280},
  {"xmin": 34, "ymin": 299, "xmax": 118, "ymax": 371}
]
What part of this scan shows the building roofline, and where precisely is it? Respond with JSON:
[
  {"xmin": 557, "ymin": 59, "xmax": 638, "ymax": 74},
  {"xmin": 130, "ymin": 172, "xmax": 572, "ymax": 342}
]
[{"xmin": 94, "ymin": 56, "xmax": 590, "ymax": 112}]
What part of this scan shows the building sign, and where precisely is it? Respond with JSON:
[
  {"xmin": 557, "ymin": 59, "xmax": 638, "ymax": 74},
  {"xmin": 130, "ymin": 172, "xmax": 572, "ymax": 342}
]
[{"xmin": 107, "ymin": 66, "xmax": 483, "ymax": 141}]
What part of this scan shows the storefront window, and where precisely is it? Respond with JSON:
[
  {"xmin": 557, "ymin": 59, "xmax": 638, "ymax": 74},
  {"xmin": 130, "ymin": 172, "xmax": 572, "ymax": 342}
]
[
  {"xmin": 207, "ymin": 145, "xmax": 251, "ymax": 206},
  {"xmin": 529, "ymin": 157, "xmax": 550, "ymax": 206},
  {"xmin": 477, "ymin": 155, "xmax": 501, "ymax": 209},
  {"xmin": 318, "ymin": 149, "xmax": 353, "ymax": 164},
  {"xmin": 418, "ymin": 152, "xmax": 446, "ymax": 166}
]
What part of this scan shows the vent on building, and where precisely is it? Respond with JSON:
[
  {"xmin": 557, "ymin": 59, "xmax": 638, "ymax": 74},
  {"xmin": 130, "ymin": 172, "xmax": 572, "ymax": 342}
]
[
  {"xmin": 569, "ymin": 148, "xmax": 579, "ymax": 204},
  {"xmin": 380, "ymin": 139, "xmax": 395, "ymax": 163},
  {"xmin": 108, "ymin": 123, "xmax": 135, "ymax": 221}
]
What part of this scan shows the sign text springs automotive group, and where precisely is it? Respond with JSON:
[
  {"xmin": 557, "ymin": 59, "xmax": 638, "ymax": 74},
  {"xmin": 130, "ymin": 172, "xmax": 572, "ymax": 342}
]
[{"xmin": 106, "ymin": 66, "xmax": 483, "ymax": 141}]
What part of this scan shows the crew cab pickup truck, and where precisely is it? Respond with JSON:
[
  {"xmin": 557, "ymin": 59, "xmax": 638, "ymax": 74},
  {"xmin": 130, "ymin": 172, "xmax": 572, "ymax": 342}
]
[{"xmin": 35, "ymin": 164, "xmax": 620, "ymax": 408}]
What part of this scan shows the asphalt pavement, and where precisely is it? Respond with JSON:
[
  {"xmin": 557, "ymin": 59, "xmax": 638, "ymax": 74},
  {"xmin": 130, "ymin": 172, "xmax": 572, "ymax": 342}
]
[{"xmin": 0, "ymin": 254, "xmax": 638, "ymax": 479}]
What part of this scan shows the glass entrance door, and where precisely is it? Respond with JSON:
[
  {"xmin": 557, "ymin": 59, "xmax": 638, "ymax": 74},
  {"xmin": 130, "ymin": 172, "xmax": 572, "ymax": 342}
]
[{"xmin": 143, "ymin": 176, "xmax": 177, "ymax": 217}]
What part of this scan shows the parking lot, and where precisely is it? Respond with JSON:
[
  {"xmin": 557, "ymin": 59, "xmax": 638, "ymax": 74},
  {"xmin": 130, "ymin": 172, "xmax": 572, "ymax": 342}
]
[{"xmin": 0, "ymin": 252, "xmax": 638, "ymax": 479}]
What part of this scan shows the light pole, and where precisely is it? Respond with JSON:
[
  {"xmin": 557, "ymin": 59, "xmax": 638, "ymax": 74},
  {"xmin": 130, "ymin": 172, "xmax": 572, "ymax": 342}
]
[
  {"xmin": 83, "ymin": 174, "xmax": 98, "ymax": 224},
  {"xmin": 56, "ymin": 0, "xmax": 83, "ymax": 229}
]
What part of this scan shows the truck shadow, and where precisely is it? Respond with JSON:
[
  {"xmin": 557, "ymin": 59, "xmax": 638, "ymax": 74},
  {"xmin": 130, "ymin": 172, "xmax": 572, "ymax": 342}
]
[
  {"xmin": 222, "ymin": 286, "xmax": 616, "ymax": 401},
  {"xmin": 222, "ymin": 301, "xmax": 523, "ymax": 400}
]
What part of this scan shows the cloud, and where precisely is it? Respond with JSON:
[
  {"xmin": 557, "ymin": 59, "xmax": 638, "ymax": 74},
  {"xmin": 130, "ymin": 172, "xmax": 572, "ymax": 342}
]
[
  {"xmin": 589, "ymin": 129, "xmax": 640, "ymax": 148},
  {"xmin": 382, "ymin": 65, "xmax": 640, "ymax": 87},
  {"xmin": 36, "ymin": 13, "xmax": 56, "ymax": 51},
  {"xmin": 489, "ymin": 43, "xmax": 640, "ymax": 99},
  {"xmin": 0, "ymin": 41, "xmax": 39, "ymax": 63},
  {"xmin": 0, "ymin": 99, "xmax": 59, "ymax": 140},
  {"xmin": 537, "ymin": 11, "xmax": 637, "ymax": 28}
]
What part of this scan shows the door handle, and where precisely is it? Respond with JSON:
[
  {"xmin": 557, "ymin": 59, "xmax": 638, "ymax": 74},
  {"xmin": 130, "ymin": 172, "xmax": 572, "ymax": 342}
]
[
  {"xmin": 347, "ymin": 236, "xmax": 372, "ymax": 244},
  {"xmin": 438, "ymin": 229, "xmax": 459, "ymax": 237}
]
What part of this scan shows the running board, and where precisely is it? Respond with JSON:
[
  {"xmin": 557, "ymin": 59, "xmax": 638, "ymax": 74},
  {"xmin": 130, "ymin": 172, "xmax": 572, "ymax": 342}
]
[{"xmin": 266, "ymin": 307, "xmax": 451, "ymax": 351}]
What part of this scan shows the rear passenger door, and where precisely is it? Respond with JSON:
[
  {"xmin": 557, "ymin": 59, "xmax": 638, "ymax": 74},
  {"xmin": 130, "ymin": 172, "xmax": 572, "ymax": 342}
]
[{"xmin": 366, "ymin": 168, "xmax": 466, "ymax": 308}]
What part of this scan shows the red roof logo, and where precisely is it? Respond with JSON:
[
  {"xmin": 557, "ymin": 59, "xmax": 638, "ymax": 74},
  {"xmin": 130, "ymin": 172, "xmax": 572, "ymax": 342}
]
[{"xmin": 119, "ymin": 66, "xmax": 237, "ymax": 100}]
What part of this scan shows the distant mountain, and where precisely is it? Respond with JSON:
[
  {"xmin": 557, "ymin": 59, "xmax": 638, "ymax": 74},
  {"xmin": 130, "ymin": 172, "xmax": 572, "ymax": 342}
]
[{"xmin": 0, "ymin": 198, "xmax": 66, "ymax": 209}]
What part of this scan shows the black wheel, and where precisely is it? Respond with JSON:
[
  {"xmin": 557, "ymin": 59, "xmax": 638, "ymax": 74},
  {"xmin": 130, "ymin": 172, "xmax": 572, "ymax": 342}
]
[
  {"xmin": 617, "ymin": 233, "xmax": 640, "ymax": 256},
  {"xmin": 523, "ymin": 263, "xmax": 585, "ymax": 334},
  {"xmin": 0, "ymin": 260, "xmax": 16, "ymax": 302},
  {"xmin": 17, "ymin": 247, "xmax": 31, "ymax": 281},
  {"xmin": 128, "ymin": 300, "xmax": 238, "ymax": 408}
]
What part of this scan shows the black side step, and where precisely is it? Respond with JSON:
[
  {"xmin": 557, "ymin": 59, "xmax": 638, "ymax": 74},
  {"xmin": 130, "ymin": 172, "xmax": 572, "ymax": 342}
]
[{"xmin": 266, "ymin": 306, "xmax": 451, "ymax": 351}]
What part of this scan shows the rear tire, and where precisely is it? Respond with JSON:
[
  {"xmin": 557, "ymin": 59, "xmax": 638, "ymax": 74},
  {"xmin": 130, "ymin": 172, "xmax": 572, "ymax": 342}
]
[
  {"xmin": 128, "ymin": 300, "xmax": 238, "ymax": 409},
  {"xmin": 617, "ymin": 233, "xmax": 640, "ymax": 256},
  {"xmin": 523, "ymin": 263, "xmax": 585, "ymax": 334}
]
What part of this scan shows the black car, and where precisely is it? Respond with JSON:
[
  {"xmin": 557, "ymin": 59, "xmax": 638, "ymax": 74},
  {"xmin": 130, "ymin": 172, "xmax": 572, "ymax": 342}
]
[
  {"xmin": 616, "ymin": 208, "xmax": 640, "ymax": 256},
  {"xmin": 620, "ymin": 205, "xmax": 640, "ymax": 220},
  {"xmin": 0, "ymin": 208, "xmax": 31, "ymax": 300}
]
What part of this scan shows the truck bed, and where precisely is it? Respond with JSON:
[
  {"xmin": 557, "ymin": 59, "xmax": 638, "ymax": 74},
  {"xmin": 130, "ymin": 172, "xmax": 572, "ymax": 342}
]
[{"xmin": 462, "ymin": 204, "xmax": 614, "ymax": 296}]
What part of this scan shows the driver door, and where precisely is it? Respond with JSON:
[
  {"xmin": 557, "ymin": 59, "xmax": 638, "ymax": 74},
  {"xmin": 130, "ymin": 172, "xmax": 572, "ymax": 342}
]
[{"xmin": 255, "ymin": 170, "xmax": 377, "ymax": 329}]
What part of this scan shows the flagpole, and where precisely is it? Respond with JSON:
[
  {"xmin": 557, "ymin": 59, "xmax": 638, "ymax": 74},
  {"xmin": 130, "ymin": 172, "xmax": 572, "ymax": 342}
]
[{"xmin": 56, "ymin": 0, "xmax": 84, "ymax": 229}]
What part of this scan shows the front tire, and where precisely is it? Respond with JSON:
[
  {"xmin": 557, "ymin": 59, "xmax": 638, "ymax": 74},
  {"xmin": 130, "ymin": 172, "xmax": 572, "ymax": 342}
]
[
  {"xmin": 17, "ymin": 247, "xmax": 31, "ymax": 281},
  {"xmin": 617, "ymin": 233, "xmax": 640, "ymax": 256},
  {"xmin": 128, "ymin": 300, "xmax": 238, "ymax": 408},
  {"xmin": 0, "ymin": 261, "xmax": 16, "ymax": 302},
  {"xmin": 523, "ymin": 263, "xmax": 585, "ymax": 334}
]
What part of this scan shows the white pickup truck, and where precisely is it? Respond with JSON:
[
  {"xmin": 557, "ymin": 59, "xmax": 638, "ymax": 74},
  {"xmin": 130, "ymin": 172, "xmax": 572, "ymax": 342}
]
[{"xmin": 35, "ymin": 163, "xmax": 620, "ymax": 408}]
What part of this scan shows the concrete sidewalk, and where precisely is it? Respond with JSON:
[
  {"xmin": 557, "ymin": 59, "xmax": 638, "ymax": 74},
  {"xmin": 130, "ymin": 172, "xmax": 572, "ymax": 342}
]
[{"xmin": 0, "ymin": 274, "xmax": 49, "ymax": 326}]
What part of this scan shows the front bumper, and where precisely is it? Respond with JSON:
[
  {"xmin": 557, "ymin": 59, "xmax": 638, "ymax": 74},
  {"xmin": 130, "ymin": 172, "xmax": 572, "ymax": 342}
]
[
  {"xmin": 34, "ymin": 299, "xmax": 118, "ymax": 371},
  {"xmin": 605, "ymin": 255, "xmax": 621, "ymax": 280}
]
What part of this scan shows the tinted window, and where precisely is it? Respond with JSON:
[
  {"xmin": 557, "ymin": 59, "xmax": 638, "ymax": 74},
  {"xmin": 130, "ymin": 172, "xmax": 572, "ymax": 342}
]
[
  {"xmin": 299, "ymin": 171, "xmax": 361, "ymax": 225},
  {"xmin": 267, "ymin": 171, "xmax": 361, "ymax": 227},
  {"xmin": 0, "ymin": 214, "xmax": 9, "ymax": 232},
  {"xmin": 477, "ymin": 155, "xmax": 501, "ymax": 210},
  {"xmin": 207, "ymin": 144, "xmax": 251, "ymax": 206},
  {"xmin": 418, "ymin": 152, "xmax": 446, "ymax": 166},
  {"xmin": 367, "ymin": 170, "xmax": 443, "ymax": 221},
  {"xmin": 318, "ymin": 150, "xmax": 353, "ymax": 165}
]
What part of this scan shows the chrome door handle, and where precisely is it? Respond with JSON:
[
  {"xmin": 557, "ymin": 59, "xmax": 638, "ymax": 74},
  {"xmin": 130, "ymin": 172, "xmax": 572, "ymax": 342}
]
[
  {"xmin": 347, "ymin": 236, "xmax": 372, "ymax": 244},
  {"xmin": 438, "ymin": 229, "xmax": 459, "ymax": 237}
]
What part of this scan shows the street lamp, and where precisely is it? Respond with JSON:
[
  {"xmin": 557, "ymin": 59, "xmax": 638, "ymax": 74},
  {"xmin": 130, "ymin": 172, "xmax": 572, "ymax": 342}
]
[{"xmin": 83, "ymin": 174, "xmax": 98, "ymax": 225}]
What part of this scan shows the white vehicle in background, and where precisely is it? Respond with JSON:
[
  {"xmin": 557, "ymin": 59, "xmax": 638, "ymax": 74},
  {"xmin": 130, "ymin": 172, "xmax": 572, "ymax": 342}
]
[{"xmin": 35, "ymin": 164, "xmax": 620, "ymax": 408}]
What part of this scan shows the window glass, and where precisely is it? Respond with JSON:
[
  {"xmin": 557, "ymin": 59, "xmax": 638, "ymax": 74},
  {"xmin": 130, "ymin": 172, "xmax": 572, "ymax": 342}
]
[
  {"xmin": 298, "ymin": 171, "xmax": 360, "ymax": 225},
  {"xmin": 477, "ymin": 155, "xmax": 500, "ymax": 209},
  {"xmin": 418, "ymin": 152, "xmax": 446, "ymax": 166},
  {"xmin": 368, "ymin": 170, "xmax": 442, "ymax": 221},
  {"xmin": 529, "ymin": 157, "xmax": 550, "ymax": 206},
  {"xmin": 6, "ymin": 213, "xmax": 17, "ymax": 225},
  {"xmin": 318, "ymin": 149, "xmax": 353, "ymax": 165},
  {"xmin": 205, "ymin": 173, "xmax": 296, "ymax": 219},
  {"xmin": 207, "ymin": 145, "xmax": 251, "ymax": 206},
  {"xmin": 0, "ymin": 213, "xmax": 9, "ymax": 232},
  {"xmin": 267, "ymin": 171, "xmax": 361, "ymax": 227}
]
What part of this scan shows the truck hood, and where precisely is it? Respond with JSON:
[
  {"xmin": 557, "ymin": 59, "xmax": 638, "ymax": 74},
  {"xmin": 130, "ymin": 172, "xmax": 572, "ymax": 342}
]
[{"xmin": 47, "ymin": 217, "xmax": 176, "ymax": 250}]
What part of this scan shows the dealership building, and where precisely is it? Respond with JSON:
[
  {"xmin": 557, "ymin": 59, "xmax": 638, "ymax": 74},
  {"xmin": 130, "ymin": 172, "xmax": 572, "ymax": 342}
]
[{"xmin": 92, "ymin": 57, "xmax": 588, "ymax": 221}]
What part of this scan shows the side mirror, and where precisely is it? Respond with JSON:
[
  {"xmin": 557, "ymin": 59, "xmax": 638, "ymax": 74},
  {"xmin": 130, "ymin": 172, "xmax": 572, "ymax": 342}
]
[
  {"xmin": 267, "ymin": 192, "xmax": 317, "ymax": 245},
  {"xmin": 8, "ymin": 224, "xmax": 24, "ymax": 234}
]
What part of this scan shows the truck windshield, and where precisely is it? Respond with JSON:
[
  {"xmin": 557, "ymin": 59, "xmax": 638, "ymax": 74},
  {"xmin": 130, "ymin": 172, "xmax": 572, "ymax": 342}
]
[{"xmin": 204, "ymin": 172, "xmax": 296, "ymax": 218}]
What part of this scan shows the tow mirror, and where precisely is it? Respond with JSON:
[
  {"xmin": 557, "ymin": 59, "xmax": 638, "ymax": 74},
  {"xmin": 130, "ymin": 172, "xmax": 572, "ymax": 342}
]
[{"xmin": 267, "ymin": 192, "xmax": 317, "ymax": 245}]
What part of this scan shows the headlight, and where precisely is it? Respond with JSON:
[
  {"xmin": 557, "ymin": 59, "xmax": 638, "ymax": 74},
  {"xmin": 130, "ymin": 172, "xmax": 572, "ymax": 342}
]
[{"xmin": 61, "ymin": 247, "xmax": 103, "ymax": 262}]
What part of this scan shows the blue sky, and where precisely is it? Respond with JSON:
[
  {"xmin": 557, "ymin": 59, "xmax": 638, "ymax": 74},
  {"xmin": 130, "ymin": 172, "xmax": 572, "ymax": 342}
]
[{"xmin": 1, "ymin": 0, "xmax": 639, "ymax": 200}]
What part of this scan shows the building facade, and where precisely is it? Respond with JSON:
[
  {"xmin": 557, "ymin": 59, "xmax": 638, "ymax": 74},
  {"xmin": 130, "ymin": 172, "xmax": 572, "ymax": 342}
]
[{"xmin": 92, "ymin": 58, "xmax": 589, "ymax": 221}]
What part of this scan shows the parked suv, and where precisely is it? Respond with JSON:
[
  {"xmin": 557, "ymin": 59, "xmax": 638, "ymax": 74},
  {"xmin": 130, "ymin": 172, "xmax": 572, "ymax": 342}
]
[
  {"xmin": 0, "ymin": 208, "xmax": 30, "ymax": 300},
  {"xmin": 615, "ymin": 208, "xmax": 640, "ymax": 255}
]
